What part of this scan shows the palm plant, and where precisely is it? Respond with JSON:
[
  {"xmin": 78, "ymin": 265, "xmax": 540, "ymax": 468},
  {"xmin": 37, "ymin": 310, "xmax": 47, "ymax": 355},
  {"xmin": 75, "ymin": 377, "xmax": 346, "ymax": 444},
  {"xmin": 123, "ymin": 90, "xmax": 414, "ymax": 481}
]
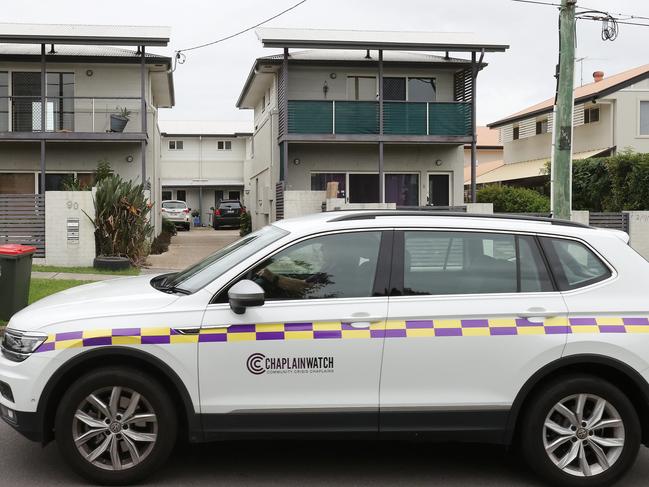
[{"xmin": 86, "ymin": 175, "xmax": 153, "ymax": 265}]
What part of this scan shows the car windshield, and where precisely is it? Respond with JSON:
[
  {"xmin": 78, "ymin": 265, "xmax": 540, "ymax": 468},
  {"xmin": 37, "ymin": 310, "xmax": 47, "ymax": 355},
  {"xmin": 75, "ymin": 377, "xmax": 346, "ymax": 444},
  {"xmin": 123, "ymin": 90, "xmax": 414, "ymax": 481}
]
[
  {"xmin": 162, "ymin": 202, "xmax": 187, "ymax": 209},
  {"xmin": 162, "ymin": 225, "xmax": 289, "ymax": 293}
]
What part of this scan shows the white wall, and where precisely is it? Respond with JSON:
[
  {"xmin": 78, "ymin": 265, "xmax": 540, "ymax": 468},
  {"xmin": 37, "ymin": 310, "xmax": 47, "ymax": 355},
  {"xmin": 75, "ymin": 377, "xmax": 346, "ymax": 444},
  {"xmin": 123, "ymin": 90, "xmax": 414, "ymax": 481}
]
[
  {"xmin": 285, "ymin": 143, "xmax": 465, "ymax": 207},
  {"xmin": 43, "ymin": 191, "xmax": 95, "ymax": 267}
]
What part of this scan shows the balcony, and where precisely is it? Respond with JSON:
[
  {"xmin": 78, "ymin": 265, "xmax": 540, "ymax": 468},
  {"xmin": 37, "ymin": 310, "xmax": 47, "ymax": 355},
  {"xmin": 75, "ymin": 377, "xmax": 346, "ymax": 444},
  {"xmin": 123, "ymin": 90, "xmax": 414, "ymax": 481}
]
[
  {"xmin": 287, "ymin": 100, "xmax": 472, "ymax": 141},
  {"xmin": 0, "ymin": 96, "xmax": 146, "ymax": 141}
]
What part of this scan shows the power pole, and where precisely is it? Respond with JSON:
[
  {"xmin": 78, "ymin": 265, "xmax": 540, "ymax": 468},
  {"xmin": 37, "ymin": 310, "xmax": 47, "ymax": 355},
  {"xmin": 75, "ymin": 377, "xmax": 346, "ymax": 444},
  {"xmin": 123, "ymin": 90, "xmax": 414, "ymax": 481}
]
[{"xmin": 551, "ymin": 0, "xmax": 577, "ymax": 220}]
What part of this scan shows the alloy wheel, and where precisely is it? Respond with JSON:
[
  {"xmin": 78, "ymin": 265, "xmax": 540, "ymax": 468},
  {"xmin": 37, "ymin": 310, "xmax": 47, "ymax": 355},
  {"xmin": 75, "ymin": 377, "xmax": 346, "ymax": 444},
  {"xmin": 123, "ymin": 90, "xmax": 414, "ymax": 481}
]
[
  {"xmin": 543, "ymin": 393, "xmax": 625, "ymax": 477},
  {"xmin": 72, "ymin": 386, "xmax": 158, "ymax": 471}
]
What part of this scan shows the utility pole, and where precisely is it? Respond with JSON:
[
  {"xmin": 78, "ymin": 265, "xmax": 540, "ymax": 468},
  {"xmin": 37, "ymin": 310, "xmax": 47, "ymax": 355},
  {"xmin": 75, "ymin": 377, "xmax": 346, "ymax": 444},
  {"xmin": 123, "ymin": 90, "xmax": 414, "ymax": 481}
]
[{"xmin": 551, "ymin": 0, "xmax": 577, "ymax": 220}]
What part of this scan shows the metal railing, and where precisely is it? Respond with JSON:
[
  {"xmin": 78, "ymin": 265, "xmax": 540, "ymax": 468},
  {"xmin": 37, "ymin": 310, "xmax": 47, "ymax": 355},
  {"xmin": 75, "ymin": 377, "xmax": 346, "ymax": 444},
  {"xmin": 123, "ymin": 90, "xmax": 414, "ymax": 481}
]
[
  {"xmin": 0, "ymin": 96, "xmax": 144, "ymax": 134},
  {"xmin": 287, "ymin": 100, "xmax": 472, "ymax": 137}
]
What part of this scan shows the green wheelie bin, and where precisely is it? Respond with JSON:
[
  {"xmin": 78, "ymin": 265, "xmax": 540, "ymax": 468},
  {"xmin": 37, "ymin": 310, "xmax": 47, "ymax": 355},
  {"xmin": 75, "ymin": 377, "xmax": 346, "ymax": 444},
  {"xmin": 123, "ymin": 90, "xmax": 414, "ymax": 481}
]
[{"xmin": 0, "ymin": 244, "xmax": 37, "ymax": 322}]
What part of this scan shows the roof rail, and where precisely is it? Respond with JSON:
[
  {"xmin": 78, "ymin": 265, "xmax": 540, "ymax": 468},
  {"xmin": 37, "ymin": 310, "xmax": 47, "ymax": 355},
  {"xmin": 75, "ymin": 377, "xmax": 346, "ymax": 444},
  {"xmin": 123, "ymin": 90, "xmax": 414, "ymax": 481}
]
[{"xmin": 327, "ymin": 211, "xmax": 591, "ymax": 228}]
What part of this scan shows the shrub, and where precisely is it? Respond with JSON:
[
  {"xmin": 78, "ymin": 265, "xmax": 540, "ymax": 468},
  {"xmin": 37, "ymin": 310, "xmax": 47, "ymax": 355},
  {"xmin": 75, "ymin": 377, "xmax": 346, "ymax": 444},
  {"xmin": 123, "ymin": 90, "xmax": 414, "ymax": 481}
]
[
  {"xmin": 150, "ymin": 218, "xmax": 176, "ymax": 255},
  {"xmin": 477, "ymin": 185, "xmax": 550, "ymax": 213},
  {"xmin": 240, "ymin": 211, "xmax": 252, "ymax": 236},
  {"xmin": 87, "ymin": 175, "xmax": 153, "ymax": 265},
  {"xmin": 96, "ymin": 159, "xmax": 112, "ymax": 183}
]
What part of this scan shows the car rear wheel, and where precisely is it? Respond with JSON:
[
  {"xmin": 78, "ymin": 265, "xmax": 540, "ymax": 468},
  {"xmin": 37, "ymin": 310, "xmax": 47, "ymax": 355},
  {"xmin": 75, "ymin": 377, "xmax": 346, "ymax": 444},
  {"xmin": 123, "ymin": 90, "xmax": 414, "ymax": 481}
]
[
  {"xmin": 55, "ymin": 367, "xmax": 177, "ymax": 485},
  {"xmin": 521, "ymin": 374, "xmax": 640, "ymax": 487}
]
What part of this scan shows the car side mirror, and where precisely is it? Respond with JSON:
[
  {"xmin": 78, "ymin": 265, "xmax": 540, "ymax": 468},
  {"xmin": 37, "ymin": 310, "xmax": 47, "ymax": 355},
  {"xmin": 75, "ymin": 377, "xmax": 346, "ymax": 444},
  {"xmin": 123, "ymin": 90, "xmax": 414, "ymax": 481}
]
[{"xmin": 228, "ymin": 279, "xmax": 265, "ymax": 314}]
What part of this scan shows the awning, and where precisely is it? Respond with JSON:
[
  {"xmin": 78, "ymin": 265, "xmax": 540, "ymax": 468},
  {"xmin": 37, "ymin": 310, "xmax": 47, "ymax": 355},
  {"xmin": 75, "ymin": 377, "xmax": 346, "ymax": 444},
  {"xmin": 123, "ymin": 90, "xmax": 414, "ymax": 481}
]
[
  {"xmin": 472, "ymin": 148, "xmax": 612, "ymax": 185},
  {"xmin": 463, "ymin": 159, "xmax": 504, "ymax": 185},
  {"xmin": 162, "ymin": 179, "xmax": 244, "ymax": 187}
]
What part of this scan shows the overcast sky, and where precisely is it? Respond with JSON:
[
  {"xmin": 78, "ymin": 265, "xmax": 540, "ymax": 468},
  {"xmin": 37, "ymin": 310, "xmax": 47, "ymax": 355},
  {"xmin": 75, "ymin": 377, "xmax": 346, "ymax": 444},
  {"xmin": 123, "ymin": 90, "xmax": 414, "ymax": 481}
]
[{"xmin": 6, "ymin": 0, "xmax": 649, "ymax": 126}]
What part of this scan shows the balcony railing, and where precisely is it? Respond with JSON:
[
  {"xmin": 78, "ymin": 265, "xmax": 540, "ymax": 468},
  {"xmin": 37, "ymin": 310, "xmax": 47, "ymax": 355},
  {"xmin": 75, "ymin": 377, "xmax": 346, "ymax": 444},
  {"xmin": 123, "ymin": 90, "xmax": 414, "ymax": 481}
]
[
  {"xmin": 0, "ymin": 96, "xmax": 144, "ymax": 134},
  {"xmin": 287, "ymin": 100, "xmax": 472, "ymax": 137}
]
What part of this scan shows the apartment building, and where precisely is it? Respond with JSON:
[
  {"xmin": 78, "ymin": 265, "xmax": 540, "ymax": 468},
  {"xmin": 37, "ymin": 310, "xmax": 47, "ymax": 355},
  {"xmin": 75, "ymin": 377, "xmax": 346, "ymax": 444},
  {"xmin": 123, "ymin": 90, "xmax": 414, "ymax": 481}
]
[
  {"xmin": 0, "ymin": 23, "xmax": 174, "ymax": 238},
  {"xmin": 159, "ymin": 120, "xmax": 252, "ymax": 225},
  {"xmin": 236, "ymin": 28, "xmax": 508, "ymax": 229}
]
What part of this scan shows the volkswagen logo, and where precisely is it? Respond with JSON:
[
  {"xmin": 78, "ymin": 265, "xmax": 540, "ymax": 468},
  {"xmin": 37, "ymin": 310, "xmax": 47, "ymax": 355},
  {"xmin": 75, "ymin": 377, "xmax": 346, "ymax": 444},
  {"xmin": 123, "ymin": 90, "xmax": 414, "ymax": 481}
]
[{"xmin": 246, "ymin": 353, "xmax": 266, "ymax": 375}]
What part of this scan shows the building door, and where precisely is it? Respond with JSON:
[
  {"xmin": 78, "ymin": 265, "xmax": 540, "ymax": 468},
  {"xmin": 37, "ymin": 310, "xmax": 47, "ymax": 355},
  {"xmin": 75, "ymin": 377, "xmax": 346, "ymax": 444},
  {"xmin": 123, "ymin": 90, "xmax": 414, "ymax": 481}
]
[
  {"xmin": 428, "ymin": 174, "xmax": 450, "ymax": 206},
  {"xmin": 215, "ymin": 190, "xmax": 224, "ymax": 206},
  {"xmin": 349, "ymin": 174, "xmax": 380, "ymax": 203}
]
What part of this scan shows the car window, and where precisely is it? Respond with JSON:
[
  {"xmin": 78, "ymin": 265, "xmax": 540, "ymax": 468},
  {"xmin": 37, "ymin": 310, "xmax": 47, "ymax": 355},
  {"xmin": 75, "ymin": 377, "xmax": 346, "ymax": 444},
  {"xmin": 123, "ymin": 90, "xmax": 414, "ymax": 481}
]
[
  {"xmin": 164, "ymin": 225, "xmax": 288, "ymax": 293},
  {"xmin": 239, "ymin": 232, "xmax": 382, "ymax": 301},
  {"xmin": 540, "ymin": 237, "xmax": 611, "ymax": 291},
  {"xmin": 162, "ymin": 201, "xmax": 186, "ymax": 209},
  {"xmin": 403, "ymin": 231, "xmax": 552, "ymax": 296}
]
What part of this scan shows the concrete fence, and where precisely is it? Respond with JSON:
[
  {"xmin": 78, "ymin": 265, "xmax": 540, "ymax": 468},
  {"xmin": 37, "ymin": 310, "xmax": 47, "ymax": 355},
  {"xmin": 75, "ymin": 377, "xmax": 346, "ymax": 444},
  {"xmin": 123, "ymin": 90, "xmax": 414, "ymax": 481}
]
[{"xmin": 34, "ymin": 191, "xmax": 96, "ymax": 267}]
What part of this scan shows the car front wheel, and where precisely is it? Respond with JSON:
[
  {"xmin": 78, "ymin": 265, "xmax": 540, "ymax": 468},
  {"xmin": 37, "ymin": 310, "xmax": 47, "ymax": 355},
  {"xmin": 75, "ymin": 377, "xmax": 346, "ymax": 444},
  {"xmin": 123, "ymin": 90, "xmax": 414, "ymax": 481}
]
[
  {"xmin": 55, "ymin": 367, "xmax": 177, "ymax": 485},
  {"xmin": 521, "ymin": 374, "xmax": 640, "ymax": 487}
]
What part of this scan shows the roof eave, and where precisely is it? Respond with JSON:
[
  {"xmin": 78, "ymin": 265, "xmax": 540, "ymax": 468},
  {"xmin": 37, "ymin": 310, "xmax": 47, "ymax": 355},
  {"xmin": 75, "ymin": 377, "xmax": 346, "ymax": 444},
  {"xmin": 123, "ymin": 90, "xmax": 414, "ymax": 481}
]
[{"xmin": 259, "ymin": 39, "xmax": 508, "ymax": 53}]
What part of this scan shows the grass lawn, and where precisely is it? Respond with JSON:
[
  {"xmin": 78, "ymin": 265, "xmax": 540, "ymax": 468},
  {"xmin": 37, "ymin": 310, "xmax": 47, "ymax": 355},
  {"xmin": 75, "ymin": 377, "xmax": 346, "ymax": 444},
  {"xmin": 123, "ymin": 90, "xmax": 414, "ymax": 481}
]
[
  {"xmin": 32, "ymin": 265, "xmax": 139, "ymax": 276},
  {"xmin": 0, "ymin": 278, "xmax": 92, "ymax": 327}
]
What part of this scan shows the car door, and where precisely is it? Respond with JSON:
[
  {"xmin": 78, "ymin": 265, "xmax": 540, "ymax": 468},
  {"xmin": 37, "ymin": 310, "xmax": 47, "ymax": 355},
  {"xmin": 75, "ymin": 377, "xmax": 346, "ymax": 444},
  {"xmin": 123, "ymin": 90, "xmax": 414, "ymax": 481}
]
[
  {"xmin": 199, "ymin": 229, "xmax": 392, "ymax": 437},
  {"xmin": 379, "ymin": 229, "xmax": 569, "ymax": 438}
]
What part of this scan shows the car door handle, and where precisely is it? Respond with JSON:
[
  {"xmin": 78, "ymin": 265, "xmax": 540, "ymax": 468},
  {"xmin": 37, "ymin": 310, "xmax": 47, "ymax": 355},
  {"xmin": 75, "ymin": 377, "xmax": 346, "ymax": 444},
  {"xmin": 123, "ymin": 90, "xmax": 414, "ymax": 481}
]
[
  {"xmin": 518, "ymin": 308, "xmax": 558, "ymax": 320},
  {"xmin": 348, "ymin": 322, "xmax": 372, "ymax": 329}
]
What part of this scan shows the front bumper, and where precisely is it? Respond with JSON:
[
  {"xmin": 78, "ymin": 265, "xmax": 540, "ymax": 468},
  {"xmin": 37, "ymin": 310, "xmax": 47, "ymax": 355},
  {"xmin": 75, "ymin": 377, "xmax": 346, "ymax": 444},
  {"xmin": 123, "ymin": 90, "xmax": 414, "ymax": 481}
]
[{"xmin": 0, "ymin": 404, "xmax": 42, "ymax": 442}]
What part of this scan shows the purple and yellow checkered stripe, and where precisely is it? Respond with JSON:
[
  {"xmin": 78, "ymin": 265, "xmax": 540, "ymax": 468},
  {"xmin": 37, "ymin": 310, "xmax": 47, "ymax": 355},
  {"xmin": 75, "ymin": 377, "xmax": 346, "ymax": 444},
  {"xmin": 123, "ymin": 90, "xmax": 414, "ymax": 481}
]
[{"xmin": 34, "ymin": 317, "xmax": 649, "ymax": 352}]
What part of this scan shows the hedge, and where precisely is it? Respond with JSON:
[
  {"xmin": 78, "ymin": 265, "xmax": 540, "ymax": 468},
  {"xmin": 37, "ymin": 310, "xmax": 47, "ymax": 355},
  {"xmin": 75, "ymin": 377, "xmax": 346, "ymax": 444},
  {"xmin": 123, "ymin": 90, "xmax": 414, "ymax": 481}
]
[{"xmin": 476, "ymin": 185, "xmax": 550, "ymax": 213}]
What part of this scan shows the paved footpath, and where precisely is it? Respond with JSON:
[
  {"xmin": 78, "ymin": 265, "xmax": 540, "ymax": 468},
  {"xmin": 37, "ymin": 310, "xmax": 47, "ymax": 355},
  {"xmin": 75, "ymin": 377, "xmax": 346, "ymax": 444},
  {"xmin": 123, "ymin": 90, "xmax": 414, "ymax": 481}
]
[{"xmin": 1, "ymin": 420, "xmax": 649, "ymax": 486}]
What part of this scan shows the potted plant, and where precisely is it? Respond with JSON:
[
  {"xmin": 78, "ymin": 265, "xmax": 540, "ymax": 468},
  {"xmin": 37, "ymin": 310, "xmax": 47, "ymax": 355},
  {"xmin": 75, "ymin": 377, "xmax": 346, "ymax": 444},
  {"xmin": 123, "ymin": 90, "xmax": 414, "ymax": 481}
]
[
  {"xmin": 191, "ymin": 209, "xmax": 200, "ymax": 227},
  {"xmin": 110, "ymin": 106, "xmax": 131, "ymax": 133}
]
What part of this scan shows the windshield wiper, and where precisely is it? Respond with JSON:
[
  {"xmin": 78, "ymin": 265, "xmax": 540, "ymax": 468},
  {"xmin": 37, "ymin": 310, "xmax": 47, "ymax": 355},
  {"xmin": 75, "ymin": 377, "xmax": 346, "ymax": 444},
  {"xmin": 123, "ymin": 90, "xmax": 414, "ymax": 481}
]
[{"xmin": 157, "ymin": 285, "xmax": 191, "ymax": 295}]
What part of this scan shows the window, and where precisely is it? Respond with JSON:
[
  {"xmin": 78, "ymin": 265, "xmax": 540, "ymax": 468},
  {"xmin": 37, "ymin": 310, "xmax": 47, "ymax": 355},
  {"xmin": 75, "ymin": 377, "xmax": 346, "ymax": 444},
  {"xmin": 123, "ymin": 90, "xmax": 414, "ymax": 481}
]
[
  {"xmin": 540, "ymin": 237, "xmax": 611, "ymax": 290},
  {"xmin": 536, "ymin": 119, "xmax": 548, "ymax": 135},
  {"xmin": 513, "ymin": 126, "xmax": 520, "ymax": 140},
  {"xmin": 0, "ymin": 72, "xmax": 8, "ymax": 132},
  {"xmin": 346, "ymin": 76, "xmax": 376, "ymax": 101},
  {"xmin": 37, "ymin": 173, "xmax": 74, "ymax": 192},
  {"xmin": 162, "ymin": 190, "xmax": 172, "ymax": 200},
  {"xmin": 640, "ymin": 101, "xmax": 649, "ymax": 135},
  {"xmin": 247, "ymin": 232, "xmax": 382, "ymax": 301},
  {"xmin": 228, "ymin": 190, "xmax": 240, "ymax": 201},
  {"xmin": 176, "ymin": 190, "xmax": 186, "ymax": 202},
  {"xmin": 402, "ymin": 231, "xmax": 553, "ymax": 296},
  {"xmin": 168, "ymin": 140, "xmax": 183, "ymax": 150},
  {"xmin": 408, "ymin": 78, "xmax": 437, "ymax": 102},
  {"xmin": 162, "ymin": 201, "xmax": 187, "ymax": 209},
  {"xmin": 584, "ymin": 107, "xmax": 600, "ymax": 124},
  {"xmin": 0, "ymin": 173, "xmax": 35, "ymax": 194},
  {"xmin": 310, "ymin": 173, "xmax": 346, "ymax": 197},
  {"xmin": 217, "ymin": 140, "xmax": 232, "ymax": 151},
  {"xmin": 261, "ymin": 95, "xmax": 266, "ymax": 112},
  {"xmin": 383, "ymin": 77, "xmax": 406, "ymax": 101},
  {"xmin": 165, "ymin": 225, "xmax": 289, "ymax": 294},
  {"xmin": 385, "ymin": 174, "xmax": 419, "ymax": 206},
  {"xmin": 11, "ymin": 72, "xmax": 74, "ymax": 132}
]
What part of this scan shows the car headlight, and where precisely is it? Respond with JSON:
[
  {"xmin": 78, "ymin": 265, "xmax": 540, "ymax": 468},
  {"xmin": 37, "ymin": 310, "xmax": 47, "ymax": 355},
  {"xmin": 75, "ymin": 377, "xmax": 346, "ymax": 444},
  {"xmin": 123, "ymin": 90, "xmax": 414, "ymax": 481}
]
[{"xmin": 1, "ymin": 329, "xmax": 48, "ymax": 362}]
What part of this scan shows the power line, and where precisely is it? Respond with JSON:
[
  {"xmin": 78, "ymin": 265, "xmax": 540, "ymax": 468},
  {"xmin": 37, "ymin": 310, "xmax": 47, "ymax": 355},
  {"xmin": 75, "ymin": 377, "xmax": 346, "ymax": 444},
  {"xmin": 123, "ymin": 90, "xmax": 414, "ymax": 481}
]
[
  {"xmin": 173, "ymin": 0, "xmax": 308, "ymax": 70},
  {"xmin": 512, "ymin": 0, "xmax": 649, "ymax": 22}
]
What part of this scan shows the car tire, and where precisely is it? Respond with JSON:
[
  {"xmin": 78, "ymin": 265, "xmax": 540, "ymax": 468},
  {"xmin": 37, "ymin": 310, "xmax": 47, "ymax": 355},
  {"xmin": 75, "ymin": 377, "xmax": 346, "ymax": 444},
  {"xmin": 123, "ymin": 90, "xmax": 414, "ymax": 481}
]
[
  {"xmin": 55, "ymin": 367, "xmax": 177, "ymax": 485},
  {"xmin": 520, "ymin": 374, "xmax": 640, "ymax": 487}
]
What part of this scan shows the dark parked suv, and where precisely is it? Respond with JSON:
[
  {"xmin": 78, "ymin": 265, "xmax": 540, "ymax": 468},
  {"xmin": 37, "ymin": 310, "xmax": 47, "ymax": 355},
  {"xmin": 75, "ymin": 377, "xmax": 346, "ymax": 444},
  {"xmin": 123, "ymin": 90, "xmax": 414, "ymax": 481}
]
[{"xmin": 213, "ymin": 200, "xmax": 245, "ymax": 229}]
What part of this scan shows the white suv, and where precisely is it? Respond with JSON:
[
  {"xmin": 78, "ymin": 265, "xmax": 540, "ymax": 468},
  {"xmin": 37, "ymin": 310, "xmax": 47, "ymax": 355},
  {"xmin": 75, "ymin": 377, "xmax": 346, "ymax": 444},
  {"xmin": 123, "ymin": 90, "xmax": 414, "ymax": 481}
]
[{"xmin": 2, "ymin": 211, "xmax": 648, "ymax": 486}]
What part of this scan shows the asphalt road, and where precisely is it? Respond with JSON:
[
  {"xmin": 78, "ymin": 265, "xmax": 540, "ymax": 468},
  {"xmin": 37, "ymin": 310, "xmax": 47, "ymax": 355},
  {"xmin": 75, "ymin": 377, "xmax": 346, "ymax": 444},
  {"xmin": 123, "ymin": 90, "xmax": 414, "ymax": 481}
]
[{"xmin": 2, "ymin": 422, "xmax": 649, "ymax": 486}]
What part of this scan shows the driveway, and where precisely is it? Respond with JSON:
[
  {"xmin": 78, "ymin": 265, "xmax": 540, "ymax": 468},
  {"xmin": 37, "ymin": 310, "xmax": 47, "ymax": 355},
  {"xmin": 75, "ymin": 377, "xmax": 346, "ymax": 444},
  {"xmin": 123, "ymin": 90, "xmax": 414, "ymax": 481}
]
[
  {"xmin": 147, "ymin": 227, "xmax": 240, "ymax": 271},
  {"xmin": 1, "ymin": 421, "xmax": 648, "ymax": 486}
]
